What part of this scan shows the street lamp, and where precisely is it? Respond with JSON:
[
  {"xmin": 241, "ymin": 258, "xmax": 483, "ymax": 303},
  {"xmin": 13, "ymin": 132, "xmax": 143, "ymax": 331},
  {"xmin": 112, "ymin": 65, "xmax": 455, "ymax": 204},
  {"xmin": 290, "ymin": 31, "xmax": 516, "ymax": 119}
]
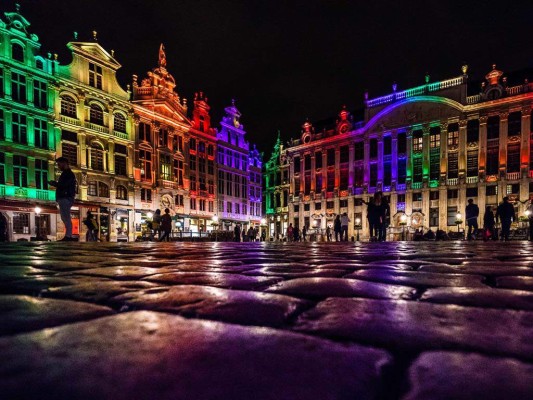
[
  {"xmin": 212, "ymin": 215, "xmax": 219, "ymax": 242},
  {"xmin": 354, "ymin": 217, "xmax": 362, "ymax": 241},
  {"xmin": 34, "ymin": 206, "xmax": 46, "ymax": 241},
  {"xmin": 399, "ymin": 214, "xmax": 408, "ymax": 241},
  {"xmin": 260, "ymin": 218, "xmax": 267, "ymax": 241},
  {"xmin": 455, "ymin": 212, "xmax": 463, "ymax": 232}
]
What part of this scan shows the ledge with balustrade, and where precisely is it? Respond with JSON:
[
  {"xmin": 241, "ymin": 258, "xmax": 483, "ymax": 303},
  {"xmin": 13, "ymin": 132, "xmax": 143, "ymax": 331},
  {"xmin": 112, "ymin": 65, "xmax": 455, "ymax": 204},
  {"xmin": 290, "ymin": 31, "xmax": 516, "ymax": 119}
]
[
  {"xmin": 0, "ymin": 185, "xmax": 56, "ymax": 201},
  {"xmin": 467, "ymin": 82, "xmax": 533, "ymax": 105},
  {"xmin": 84, "ymin": 121, "xmax": 110, "ymax": 134}
]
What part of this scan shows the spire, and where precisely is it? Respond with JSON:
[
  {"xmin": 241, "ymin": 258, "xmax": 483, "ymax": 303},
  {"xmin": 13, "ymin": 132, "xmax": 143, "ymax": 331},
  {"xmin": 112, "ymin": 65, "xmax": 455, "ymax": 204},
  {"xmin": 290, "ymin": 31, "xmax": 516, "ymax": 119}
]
[{"xmin": 159, "ymin": 44, "xmax": 167, "ymax": 68}]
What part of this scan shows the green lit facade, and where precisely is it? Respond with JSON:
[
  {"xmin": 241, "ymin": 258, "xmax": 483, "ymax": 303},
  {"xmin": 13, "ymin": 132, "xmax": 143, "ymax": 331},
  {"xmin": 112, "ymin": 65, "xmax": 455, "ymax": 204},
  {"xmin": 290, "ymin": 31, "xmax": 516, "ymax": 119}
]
[{"xmin": 0, "ymin": 5, "xmax": 58, "ymax": 240}]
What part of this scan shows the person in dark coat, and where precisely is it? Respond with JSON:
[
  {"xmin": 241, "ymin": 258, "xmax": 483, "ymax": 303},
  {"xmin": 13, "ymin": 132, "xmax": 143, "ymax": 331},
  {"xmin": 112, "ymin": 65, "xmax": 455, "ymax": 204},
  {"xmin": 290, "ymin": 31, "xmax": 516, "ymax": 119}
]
[
  {"xmin": 234, "ymin": 224, "xmax": 241, "ymax": 242},
  {"xmin": 465, "ymin": 199, "xmax": 480, "ymax": 240},
  {"xmin": 333, "ymin": 215, "xmax": 342, "ymax": 241},
  {"xmin": 378, "ymin": 193, "xmax": 390, "ymax": 242},
  {"xmin": 496, "ymin": 197, "xmax": 515, "ymax": 241},
  {"xmin": 48, "ymin": 157, "xmax": 77, "ymax": 241},
  {"xmin": 483, "ymin": 205, "xmax": 495, "ymax": 241},
  {"xmin": 159, "ymin": 208, "xmax": 172, "ymax": 242}
]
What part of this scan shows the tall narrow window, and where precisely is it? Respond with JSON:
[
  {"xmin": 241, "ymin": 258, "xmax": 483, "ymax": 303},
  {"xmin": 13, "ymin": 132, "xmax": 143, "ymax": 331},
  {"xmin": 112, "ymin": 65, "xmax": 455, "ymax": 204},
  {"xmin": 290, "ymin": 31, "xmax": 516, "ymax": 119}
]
[
  {"xmin": 11, "ymin": 72, "xmax": 26, "ymax": 103},
  {"xmin": 398, "ymin": 158, "xmax": 407, "ymax": 184},
  {"xmin": 0, "ymin": 67, "xmax": 4, "ymax": 97},
  {"xmin": 487, "ymin": 116, "xmax": 500, "ymax": 140},
  {"xmin": 384, "ymin": 161, "xmax": 392, "ymax": 186},
  {"xmin": 116, "ymin": 185, "xmax": 128, "ymax": 200},
  {"xmin": 11, "ymin": 43, "xmax": 24, "ymax": 62},
  {"xmin": 35, "ymin": 159, "xmax": 48, "ymax": 190},
  {"xmin": 139, "ymin": 150, "xmax": 152, "ymax": 180},
  {"xmin": 90, "ymin": 143, "xmax": 105, "ymax": 171},
  {"xmin": 60, "ymin": 96, "xmax": 77, "ymax": 117},
  {"xmin": 507, "ymin": 143, "xmax": 520, "ymax": 173},
  {"xmin": 62, "ymin": 130, "xmax": 78, "ymax": 166},
  {"xmin": 397, "ymin": 133, "xmax": 407, "ymax": 153},
  {"xmin": 139, "ymin": 122, "xmax": 151, "ymax": 142},
  {"xmin": 412, "ymin": 130, "xmax": 423, "ymax": 152},
  {"xmin": 33, "ymin": 80, "xmax": 47, "ymax": 109},
  {"xmin": 114, "ymin": 155, "xmax": 127, "ymax": 177},
  {"xmin": 447, "ymin": 152, "xmax": 458, "ymax": 179},
  {"xmin": 13, "ymin": 155, "xmax": 28, "ymax": 187},
  {"xmin": 89, "ymin": 63, "xmax": 103, "ymax": 89},
  {"xmin": 447, "ymin": 123, "xmax": 459, "ymax": 147},
  {"xmin": 467, "ymin": 119, "xmax": 479, "ymax": 143},
  {"xmin": 413, "ymin": 157, "xmax": 423, "ymax": 182},
  {"xmin": 114, "ymin": 113, "xmax": 126, "ymax": 133},
  {"xmin": 12, "ymin": 113, "xmax": 27, "ymax": 144},
  {"xmin": 90, "ymin": 104, "xmax": 104, "ymax": 125},
  {"xmin": 0, "ymin": 153, "xmax": 5, "ymax": 184},
  {"xmin": 508, "ymin": 112, "xmax": 521, "ymax": 136},
  {"xmin": 34, "ymin": 119, "xmax": 48, "ymax": 149},
  {"xmin": 486, "ymin": 146, "xmax": 499, "ymax": 176},
  {"xmin": 369, "ymin": 163, "xmax": 378, "ymax": 187},
  {"xmin": 354, "ymin": 142, "xmax": 364, "ymax": 160},
  {"xmin": 384, "ymin": 136, "xmax": 392, "ymax": 155},
  {"xmin": 467, "ymin": 150, "xmax": 478, "ymax": 177},
  {"xmin": 369, "ymin": 139, "xmax": 378, "ymax": 158},
  {"xmin": 0, "ymin": 109, "xmax": 4, "ymax": 140},
  {"xmin": 160, "ymin": 154, "xmax": 172, "ymax": 180}
]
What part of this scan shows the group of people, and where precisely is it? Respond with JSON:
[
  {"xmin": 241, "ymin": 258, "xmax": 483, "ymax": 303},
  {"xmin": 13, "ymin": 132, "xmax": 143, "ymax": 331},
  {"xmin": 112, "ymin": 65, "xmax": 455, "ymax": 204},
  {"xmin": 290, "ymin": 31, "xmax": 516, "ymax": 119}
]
[
  {"xmin": 285, "ymin": 223, "xmax": 310, "ymax": 242},
  {"xmin": 233, "ymin": 225, "xmax": 264, "ymax": 242},
  {"xmin": 146, "ymin": 208, "xmax": 173, "ymax": 241},
  {"xmin": 364, "ymin": 191, "xmax": 390, "ymax": 242}
]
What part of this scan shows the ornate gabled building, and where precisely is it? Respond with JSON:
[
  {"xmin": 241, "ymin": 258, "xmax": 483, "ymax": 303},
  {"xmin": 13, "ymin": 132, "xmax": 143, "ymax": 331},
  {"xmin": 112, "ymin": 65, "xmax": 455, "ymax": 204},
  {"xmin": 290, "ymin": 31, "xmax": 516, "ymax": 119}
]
[
  {"xmin": 187, "ymin": 91, "xmax": 217, "ymax": 232},
  {"xmin": 131, "ymin": 44, "xmax": 190, "ymax": 234},
  {"xmin": 55, "ymin": 32, "xmax": 135, "ymax": 241},
  {"xmin": 283, "ymin": 64, "xmax": 533, "ymax": 240},
  {"xmin": 0, "ymin": 5, "xmax": 58, "ymax": 241},
  {"xmin": 248, "ymin": 143, "xmax": 263, "ymax": 229},
  {"xmin": 263, "ymin": 132, "xmax": 289, "ymax": 239},
  {"xmin": 216, "ymin": 100, "xmax": 253, "ymax": 231}
]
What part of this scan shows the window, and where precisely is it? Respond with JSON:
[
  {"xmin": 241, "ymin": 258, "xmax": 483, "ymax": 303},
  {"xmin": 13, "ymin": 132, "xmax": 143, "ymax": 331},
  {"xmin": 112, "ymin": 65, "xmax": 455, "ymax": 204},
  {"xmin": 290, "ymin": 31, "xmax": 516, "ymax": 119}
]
[
  {"xmin": 370, "ymin": 163, "xmax": 378, "ymax": 187},
  {"xmin": 397, "ymin": 133, "xmax": 407, "ymax": 154},
  {"xmin": 507, "ymin": 184, "xmax": 519, "ymax": 195},
  {"xmin": 235, "ymin": 203, "xmax": 240, "ymax": 214},
  {"xmin": 159, "ymin": 128, "xmax": 168, "ymax": 148},
  {"xmin": 60, "ymin": 96, "xmax": 77, "ymax": 117},
  {"xmin": 327, "ymin": 148, "xmax": 336, "ymax": 166},
  {"xmin": 115, "ymin": 154, "xmax": 127, "ymax": 176},
  {"xmin": 13, "ymin": 155, "xmax": 28, "ymax": 187},
  {"xmin": 398, "ymin": 158, "xmax": 407, "ymax": 184},
  {"xmin": 226, "ymin": 172, "xmax": 232, "ymax": 196},
  {"xmin": 413, "ymin": 130, "xmax": 423, "ymax": 152},
  {"xmin": 466, "ymin": 187, "xmax": 478, "ymax": 197},
  {"xmin": 190, "ymin": 175, "xmax": 197, "ymax": 191},
  {"xmin": 116, "ymin": 185, "xmax": 128, "ymax": 200},
  {"xmin": 190, "ymin": 198, "xmax": 196, "ymax": 210},
  {"xmin": 33, "ymin": 80, "xmax": 47, "ymax": 109},
  {"xmin": 304, "ymin": 154, "xmax": 312, "ymax": 170},
  {"xmin": 430, "ymin": 127, "xmax": 440, "ymax": 148},
  {"xmin": 174, "ymin": 159, "xmax": 184, "ymax": 185},
  {"xmin": 90, "ymin": 104, "xmax": 104, "ymax": 125},
  {"xmin": 447, "ymin": 206, "xmax": 457, "ymax": 226},
  {"xmin": 36, "ymin": 59, "xmax": 44, "ymax": 70},
  {"xmin": 467, "ymin": 150, "xmax": 478, "ymax": 177},
  {"xmin": 0, "ymin": 153, "xmax": 4, "ymax": 184},
  {"xmin": 190, "ymin": 155, "xmax": 197, "ymax": 171},
  {"xmin": 467, "ymin": 120, "xmax": 479, "ymax": 143},
  {"xmin": 507, "ymin": 143, "xmax": 520, "ymax": 173},
  {"xmin": 13, "ymin": 213, "xmax": 30, "ymax": 234},
  {"xmin": 139, "ymin": 123, "xmax": 151, "ymax": 142},
  {"xmin": 369, "ymin": 139, "xmax": 378, "ymax": 158},
  {"xmin": 0, "ymin": 68, "xmax": 4, "ymax": 97},
  {"xmin": 294, "ymin": 205, "xmax": 299, "ymax": 213},
  {"xmin": 339, "ymin": 199, "xmax": 348, "ymax": 208},
  {"xmin": 447, "ymin": 189, "xmax": 458, "ymax": 199},
  {"xmin": 508, "ymin": 112, "xmax": 521, "ymax": 136},
  {"xmin": 88, "ymin": 182, "xmax": 97, "ymax": 196},
  {"xmin": 384, "ymin": 136, "xmax": 392, "ymax": 155},
  {"xmin": 384, "ymin": 161, "xmax": 392, "ymax": 186},
  {"xmin": 218, "ymin": 200, "xmax": 224, "ymax": 213},
  {"xmin": 207, "ymin": 160, "xmax": 214, "ymax": 175},
  {"xmin": 199, "ymin": 199, "xmax": 206, "ymax": 212},
  {"xmin": 430, "ymin": 191, "xmax": 439, "ymax": 200},
  {"xmin": 327, "ymin": 170, "xmax": 335, "ymax": 192},
  {"xmin": 114, "ymin": 113, "xmax": 126, "ymax": 133},
  {"xmin": 34, "ymin": 119, "xmax": 48, "ymax": 149},
  {"xmin": 139, "ymin": 150, "xmax": 152, "ymax": 180},
  {"xmin": 0, "ymin": 109, "xmax": 5, "ymax": 140},
  {"xmin": 12, "ymin": 113, "xmax": 27, "ymax": 144},
  {"xmin": 90, "ymin": 144, "xmax": 105, "ymax": 171},
  {"xmin": 486, "ymin": 185, "xmax": 498, "ymax": 196},
  {"xmin": 430, "ymin": 149, "xmax": 440, "ymax": 181},
  {"xmin": 487, "ymin": 116, "xmax": 500, "ymax": 140},
  {"xmin": 227, "ymin": 202, "xmax": 232, "ymax": 213},
  {"xmin": 486, "ymin": 145, "xmax": 499, "ymax": 176},
  {"xmin": 208, "ymin": 201, "xmax": 214, "ymax": 213},
  {"xmin": 89, "ymin": 63, "xmax": 103, "ymax": 89},
  {"xmin": 340, "ymin": 146, "xmax": 349, "ymax": 163},
  {"xmin": 11, "ymin": 43, "xmax": 24, "ymax": 62},
  {"xmin": 354, "ymin": 142, "xmax": 364, "ymax": 160},
  {"xmin": 189, "ymin": 138, "xmax": 196, "ymax": 152},
  {"xmin": 412, "ymin": 192, "xmax": 422, "ymax": 202},
  {"xmin": 141, "ymin": 188, "xmax": 152, "ymax": 202},
  {"xmin": 11, "ymin": 72, "xmax": 26, "ymax": 103},
  {"xmin": 429, "ymin": 208, "xmax": 439, "ymax": 227},
  {"xmin": 315, "ymin": 151, "xmax": 322, "ymax": 168},
  {"xmin": 62, "ymin": 143, "xmax": 78, "ymax": 166},
  {"xmin": 207, "ymin": 144, "xmax": 214, "ymax": 156},
  {"xmin": 160, "ymin": 154, "xmax": 172, "ymax": 180},
  {"xmin": 293, "ymin": 156, "xmax": 300, "ymax": 173},
  {"xmin": 448, "ymin": 124, "xmax": 459, "ymax": 147},
  {"xmin": 35, "ymin": 159, "xmax": 48, "ymax": 190}
]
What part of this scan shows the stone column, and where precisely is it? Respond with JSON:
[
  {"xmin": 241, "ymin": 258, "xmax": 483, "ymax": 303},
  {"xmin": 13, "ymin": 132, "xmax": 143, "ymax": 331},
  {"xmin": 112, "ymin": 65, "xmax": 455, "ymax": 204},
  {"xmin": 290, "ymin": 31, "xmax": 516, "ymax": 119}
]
[
  {"xmin": 521, "ymin": 108, "xmax": 531, "ymax": 178},
  {"xmin": 478, "ymin": 116, "xmax": 488, "ymax": 177},
  {"xmin": 79, "ymin": 132, "xmax": 87, "ymax": 169},
  {"xmin": 108, "ymin": 141, "xmax": 115, "ymax": 174},
  {"xmin": 439, "ymin": 185, "xmax": 447, "ymax": 231},
  {"xmin": 310, "ymin": 154, "xmax": 316, "ymax": 193},
  {"xmin": 4, "ymin": 67, "xmax": 12, "ymax": 100},
  {"xmin": 348, "ymin": 143, "xmax": 355, "ymax": 192},
  {"xmin": 406, "ymin": 129, "xmax": 413, "ymax": 186},
  {"xmin": 27, "ymin": 116, "xmax": 35, "ymax": 147},
  {"xmin": 335, "ymin": 147, "xmax": 340, "ymax": 194},
  {"xmin": 4, "ymin": 111, "xmax": 12, "ymax": 141},
  {"xmin": 26, "ymin": 77, "xmax": 34, "ymax": 106},
  {"xmin": 499, "ymin": 112, "xmax": 509, "ymax": 177},
  {"xmin": 363, "ymin": 134, "xmax": 370, "ymax": 187},
  {"xmin": 422, "ymin": 126, "xmax": 430, "ymax": 183},
  {"xmin": 458, "ymin": 120, "xmax": 467, "ymax": 181},
  {"xmin": 127, "ymin": 144, "xmax": 134, "ymax": 178}
]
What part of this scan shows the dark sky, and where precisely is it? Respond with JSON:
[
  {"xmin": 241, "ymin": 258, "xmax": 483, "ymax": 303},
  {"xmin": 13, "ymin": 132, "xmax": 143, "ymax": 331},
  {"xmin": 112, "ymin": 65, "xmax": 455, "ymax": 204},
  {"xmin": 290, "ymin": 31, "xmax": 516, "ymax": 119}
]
[{"xmin": 10, "ymin": 0, "xmax": 533, "ymax": 154}]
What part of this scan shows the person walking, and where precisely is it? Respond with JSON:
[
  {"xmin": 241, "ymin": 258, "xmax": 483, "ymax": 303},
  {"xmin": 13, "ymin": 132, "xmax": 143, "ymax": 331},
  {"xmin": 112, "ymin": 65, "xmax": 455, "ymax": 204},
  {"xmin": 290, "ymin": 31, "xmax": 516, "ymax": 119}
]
[
  {"xmin": 379, "ymin": 194, "xmax": 390, "ymax": 242},
  {"xmin": 247, "ymin": 227, "xmax": 255, "ymax": 242},
  {"xmin": 150, "ymin": 209, "xmax": 162, "ymax": 241},
  {"xmin": 234, "ymin": 224, "xmax": 241, "ymax": 242},
  {"xmin": 496, "ymin": 197, "xmax": 515, "ymax": 241},
  {"xmin": 83, "ymin": 211, "xmax": 98, "ymax": 242},
  {"xmin": 465, "ymin": 198, "xmax": 480, "ymax": 240},
  {"xmin": 48, "ymin": 157, "xmax": 76, "ymax": 241},
  {"xmin": 159, "ymin": 208, "xmax": 172, "ymax": 242},
  {"xmin": 302, "ymin": 225, "xmax": 307, "ymax": 242},
  {"xmin": 340, "ymin": 212, "xmax": 350, "ymax": 241},
  {"xmin": 293, "ymin": 225, "xmax": 300, "ymax": 242},
  {"xmin": 527, "ymin": 199, "xmax": 533, "ymax": 241},
  {"xmin": 364, "ymin": 193, "xmax": 383, "ymax": 241},
  {"xmin": 334, "ymin": 215, "xmax": 342, "ymax": 242},
  {"xmin": 326, "ymin": 225, "xmax": 332, "ymax": 242},
  {"xmin": 483, "ymin": 205, "xmax": 495, "ymax": 241},
  {"xmin": 286, "ymin": 223, "xmax": 294, "ymax": 242}
]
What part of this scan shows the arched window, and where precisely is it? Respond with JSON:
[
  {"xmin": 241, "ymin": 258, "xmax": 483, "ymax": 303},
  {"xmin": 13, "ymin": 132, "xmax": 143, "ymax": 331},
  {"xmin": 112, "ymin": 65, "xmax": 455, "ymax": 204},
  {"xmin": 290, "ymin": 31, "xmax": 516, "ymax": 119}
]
[
  {"xmin": 90, "ymin": 104, "xmax": 104, "ymax": 125},
  {"xmin": 116, "ymin": 185, "xmax": 128, "ymax": 200},
  {"xmin": 88, "ymin": 181, "xmax": 109, "ymax": 197},
  {"xmin": 11, "ymin": 43, "xmax": 24, "ymax": 62},
  {"xmin": 61, "ymin": 96, "xmax": 77, "ymax": 117},
  {"xmin": 88, "ymin": 181, "xmax": 98, "ymax": 196},
  {"xmin": 98, "ymin": 182, "xmax": 109, "ymax": 198},
  {"xmin": 36, "ymin": 59, "xmax": 44, "ymax": 70},
  {"xmin": 90, "ymin": 143, "xmax": 105, "ymax": 171},
  {"xmin": 114, "ymin": 113, "xmax": 126, "ymax": 133}
]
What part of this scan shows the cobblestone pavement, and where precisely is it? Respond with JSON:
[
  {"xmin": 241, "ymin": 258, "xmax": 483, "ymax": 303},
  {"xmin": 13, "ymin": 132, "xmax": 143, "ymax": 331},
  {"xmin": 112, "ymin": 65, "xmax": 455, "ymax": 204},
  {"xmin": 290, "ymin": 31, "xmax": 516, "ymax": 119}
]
[{"xmin": 1, "ymin": 241, "xmax": 533, "ymax": 400}]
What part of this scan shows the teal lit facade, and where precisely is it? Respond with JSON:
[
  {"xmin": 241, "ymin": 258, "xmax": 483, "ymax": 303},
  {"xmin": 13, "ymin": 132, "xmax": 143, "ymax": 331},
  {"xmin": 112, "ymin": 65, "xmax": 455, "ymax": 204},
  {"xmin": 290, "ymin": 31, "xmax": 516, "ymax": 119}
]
[{"xmin": 0, "ymin": 5, "xmax": 58, "ymax": 241}]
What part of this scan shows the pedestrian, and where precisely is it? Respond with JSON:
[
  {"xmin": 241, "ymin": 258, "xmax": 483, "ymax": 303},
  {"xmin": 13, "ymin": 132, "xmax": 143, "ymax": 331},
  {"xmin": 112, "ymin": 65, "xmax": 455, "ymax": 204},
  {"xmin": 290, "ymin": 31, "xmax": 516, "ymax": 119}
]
[
  {"xmin": 465, "ymin": 198, "xmax": 479, "ymax": 240},
  {"xmin": 150, "ymin": 209, "xmax": 161, "ymax": 241},
  {"xmin": 483, "ymin": 205, "xmax": 495, "ymax": 241},
  {"xmin": 340, "ymin": 212, "xmax": 350, "ymax": 241},
  {"xmin": 242, "ymin": 227, "xmax": 247, "ymax": 242},
  {"xmin": 159, "ymin": 208, "xmax": 172, "ymax": 242},
  {"xmin": 261, "ymin": 230, "xmax": 266, "ymax": 241},
  {"xmin": 364, "ymin": 193, "xmax": 383, "ymax": 241},
  {"xmin": 334, "ymin": 215, "xmax": 342, "ymax": 241},
  {"xmin": 527, "ymin": 199, "xmax": 533, "ymax": 241},
  {"xmin": 48, "ymin": 157, "xmax": 77, "ymax": 241},
  {"xmin": 234, "ymin": 224, "xmax": 241, "ymax": 242},
  {"xmin": 326, "ymin": 225, "xmax": 332, "ymax": 242},
  {"xmin": 83, "ymin": 211, "xmax": 98, "ymax": 242},
  {"xmin": 0, "ymin": 213, "xmax": 8, "ymax": 242},
  {"xmin": 248, "ymin": 227, "xmax": 255, "ymax": 242},
  {"xmin": 496, "ymin": 197, "xmax": 515, "ymax": 241},
  {"xmin": 286, "ymin": 223, "xmax": 294, "ymax": 242},
  {"xmin": 379, "ymin": 194, "xmax": 390, "ymax": 242}
]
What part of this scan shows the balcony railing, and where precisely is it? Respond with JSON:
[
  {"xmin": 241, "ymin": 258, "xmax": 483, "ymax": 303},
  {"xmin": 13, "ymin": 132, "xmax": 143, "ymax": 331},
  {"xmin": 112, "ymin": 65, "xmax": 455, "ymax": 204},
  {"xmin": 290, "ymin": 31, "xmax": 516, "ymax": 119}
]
[
  {"xmin": 447, "ymin": 178, "xmax": 458, "ymax": 186},
  {"xmin": 60, "ymin": 115, "xmax": 81, "ymax": 126},
  {"xmin": 113, "ymin": 130, "xmax": 128, "ymax": 140},
  {"xmin": 506, "ymin": 171, "xmax": 520, "ymax": 181},
  {"xmin": 466, "ymin": 176, "xmax": 478, "ymax": 184},
  {"xmin": 396, "ymin": 184, "xmax": 406, "ymax": 191},
  {"xmin": 0, "ymin": 185, "xmax": 55, "ymax": 201},
  {"xmin": 84, "ymin": 121, "xmax": 110, "ymax": 134},
  {"xmin": 412, "ymin": 182, "xmax": 423, "ymax": 189}
]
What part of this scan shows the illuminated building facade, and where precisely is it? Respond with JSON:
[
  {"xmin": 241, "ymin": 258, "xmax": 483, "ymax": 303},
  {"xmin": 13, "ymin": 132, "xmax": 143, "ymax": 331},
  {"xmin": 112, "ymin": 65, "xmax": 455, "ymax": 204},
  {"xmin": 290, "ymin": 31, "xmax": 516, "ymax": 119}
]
[
  {"xmin": 0, "ymin": 5, "xmax": 58, "ymax": 241},
  {"xmin": 55, "ymin": 32, "xmax": 135, "ymax": 242},
  {"xmin": 284, "ymin": 65, "xmax": 533, "ymax": 240},
  {"xmin": 248, "ymin": 143, "xmax": 263, "ymax": 229},
  {"xmin": 263, "ymin": 133, "xmax": 290, "ymax": 239},
  {"xmin": 216, "ymin": 101, "xmax": 254, "ymax": 231},
  {"xmin": 131, "ymin": 45, "xmax": 191, "ymax": 234}
]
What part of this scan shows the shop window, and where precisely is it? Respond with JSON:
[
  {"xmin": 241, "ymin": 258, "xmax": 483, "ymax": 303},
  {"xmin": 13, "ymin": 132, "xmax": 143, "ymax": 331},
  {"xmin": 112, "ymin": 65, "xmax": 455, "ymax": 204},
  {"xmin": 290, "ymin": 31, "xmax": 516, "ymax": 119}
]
[{"xmin": 13, "ymin": 212, "xmax": 29, "ymax": 234}]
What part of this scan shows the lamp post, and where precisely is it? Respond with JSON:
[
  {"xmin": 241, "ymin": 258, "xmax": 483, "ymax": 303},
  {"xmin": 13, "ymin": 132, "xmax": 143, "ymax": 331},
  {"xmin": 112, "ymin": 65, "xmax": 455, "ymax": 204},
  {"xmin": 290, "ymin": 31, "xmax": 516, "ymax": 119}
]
[
  {"xmin": 34, "ymin": 206, "xmax": 46, "ymax": 241},
  {"xmin": 354, "ymin": 217, "xmax": 362, "ymax": 241},
  {"xmin": 400, "ymin": 214, "xmax": 408, "ymax": 241},
  {"xmin": 212, "ymin": 215, "xmax": 219, "ymax": 241},
  {"xmin": 455, "ymin": 212, "xmax": 463, "ymax": 239}
]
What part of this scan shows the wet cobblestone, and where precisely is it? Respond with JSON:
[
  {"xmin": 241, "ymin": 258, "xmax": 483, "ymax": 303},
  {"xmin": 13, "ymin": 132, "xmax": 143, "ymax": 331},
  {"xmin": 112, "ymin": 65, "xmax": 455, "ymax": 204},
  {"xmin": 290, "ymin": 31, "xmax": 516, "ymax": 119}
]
[{"xmin": 0, "ymin": 241, "xmax": 532, "ymax": 399}]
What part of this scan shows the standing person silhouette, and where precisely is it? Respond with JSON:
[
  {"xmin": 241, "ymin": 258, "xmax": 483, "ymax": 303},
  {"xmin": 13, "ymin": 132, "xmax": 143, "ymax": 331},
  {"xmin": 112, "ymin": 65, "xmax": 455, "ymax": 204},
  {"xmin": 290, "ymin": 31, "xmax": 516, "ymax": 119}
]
[
  {"xmin": 496, "ymin": 197, "xmax": 515, "ymax": 241},
  {"xmin": 48, "ymin": 157, "xmax": 76, "ymax": 241}
]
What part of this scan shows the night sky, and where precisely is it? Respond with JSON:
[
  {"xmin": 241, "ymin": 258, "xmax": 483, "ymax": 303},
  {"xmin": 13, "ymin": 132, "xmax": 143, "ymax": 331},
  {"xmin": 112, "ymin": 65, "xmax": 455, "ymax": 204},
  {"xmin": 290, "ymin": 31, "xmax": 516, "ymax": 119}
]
[{"xmin": 11, "ymin": 0, "xmax": 533, "ymax": 154}]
